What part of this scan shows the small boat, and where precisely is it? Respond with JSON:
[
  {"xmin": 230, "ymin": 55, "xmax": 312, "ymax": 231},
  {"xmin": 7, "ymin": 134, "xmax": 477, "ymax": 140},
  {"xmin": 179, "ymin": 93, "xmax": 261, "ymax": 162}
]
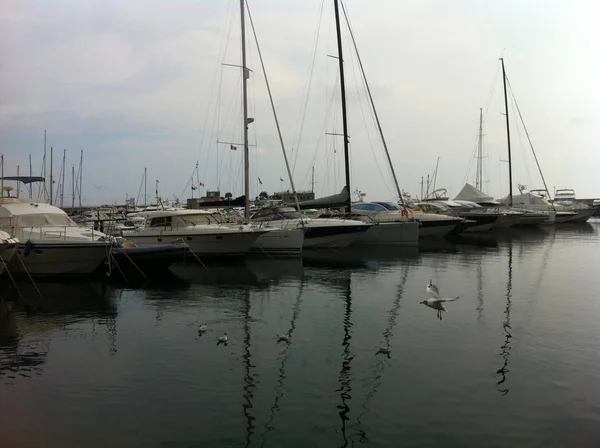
[{"xmin": 109, "ymin": 238, "xmax": 187, "ymax": 277}]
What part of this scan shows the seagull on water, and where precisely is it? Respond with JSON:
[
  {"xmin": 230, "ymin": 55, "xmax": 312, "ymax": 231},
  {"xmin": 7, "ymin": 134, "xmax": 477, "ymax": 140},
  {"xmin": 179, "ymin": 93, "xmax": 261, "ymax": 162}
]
[
  {"xmin": 217, "ymin": 333, "xmax": 228, "ymax": 345},
  {"xmin": 376, "ymin": 343, "xmax": 391, "ymax": 356},
  {"xmin": 277, "ymin": 333, "xmax": 291, "ymax": 343},
  {"xmin": 199, "ymin": 324, "xmax": 207, "ymax": 333},
  {"xmin": 421, "ymin": 279, "xmax": 460, "ymax": 320}
]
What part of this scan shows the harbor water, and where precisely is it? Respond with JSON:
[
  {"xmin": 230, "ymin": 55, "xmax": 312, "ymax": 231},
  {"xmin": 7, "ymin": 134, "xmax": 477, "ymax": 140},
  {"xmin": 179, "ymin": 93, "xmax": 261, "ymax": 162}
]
[{"xmin": 2, "ymin": 221, "xmax": 600, "ymax": 447}]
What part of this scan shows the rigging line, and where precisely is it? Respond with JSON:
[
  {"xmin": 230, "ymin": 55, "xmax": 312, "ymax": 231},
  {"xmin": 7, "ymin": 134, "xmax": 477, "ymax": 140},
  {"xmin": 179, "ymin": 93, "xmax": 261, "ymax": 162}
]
[
  {"xmin": 506, "ymin": 77, "xmax": 553, "ymax": 202},
  {"xmin": 340, "ymin": 1, "xmax": 403, "ymax": 206},
  {"xmin": 508, "ymin": 95, "xmax": 532, "ymax": 189},
  {"xmin": 298, "ymin": 74, "xmax": 340, "ymax": 191},
  {"xmin": 246, "ymin": 1, "xmax": 301, "ymax": 209},
  {"xmin": 198, "ymin": 0, "xmax": 236, "ymax": 178},
  {"xmin": 291, "ymin": 0, "xmax": 326, "ymax": 173},
  {"xmin": 346, "ymin": 22, "xmax": 394, "ymax": 199}
]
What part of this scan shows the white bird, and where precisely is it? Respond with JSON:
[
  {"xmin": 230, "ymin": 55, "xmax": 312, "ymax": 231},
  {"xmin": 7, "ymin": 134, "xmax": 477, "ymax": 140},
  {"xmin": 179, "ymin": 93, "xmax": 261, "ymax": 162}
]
[
  {"xmin": 422, "ymin": 279, "xmax": 460, "ymax": 320},
  {"xmin": 217, "ymin": 333, "xmax": 228, "ymax": 344},
  {"xmin": 427, "ymin": 279, "xmax": 441, "ymax": 299},
  {"xmin": 277, "ymin": 333, "xmax": 291, "ymax": 343},
  {"xmin": 199, "ymin": 324, "xmax": 207, "ymax": 333},
  {"xmin": 376, "ymin": 343, "xmax": 391, "ymax": 355}
]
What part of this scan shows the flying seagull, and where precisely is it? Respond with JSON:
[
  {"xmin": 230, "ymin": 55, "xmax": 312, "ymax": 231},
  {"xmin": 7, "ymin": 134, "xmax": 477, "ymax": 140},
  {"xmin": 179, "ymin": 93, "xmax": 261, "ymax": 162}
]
[
  {"xmin": 421, "ymin": 279, "xmax": 460, "ymax": 320},
  {"xmin": 217, "ymin": 333, "xmax": 228, "ymax": 345}
]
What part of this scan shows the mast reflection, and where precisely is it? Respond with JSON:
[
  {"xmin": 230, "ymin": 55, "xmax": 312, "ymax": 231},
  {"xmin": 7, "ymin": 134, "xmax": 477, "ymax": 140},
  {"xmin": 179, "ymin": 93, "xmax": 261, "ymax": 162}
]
[{"xmin": 497, "ymin": 242, "xmax": 513, "ymax": 395}]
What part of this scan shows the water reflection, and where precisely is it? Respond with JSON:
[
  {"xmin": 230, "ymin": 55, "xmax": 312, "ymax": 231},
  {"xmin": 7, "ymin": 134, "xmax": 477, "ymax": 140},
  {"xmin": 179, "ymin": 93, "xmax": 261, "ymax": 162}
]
[
  {"xmin": 242, "ymin": 287, "xmax": 255, "ymax": 448},
  {"xmin": 260, "ymin": 283, "xmax": 306, "ymax": 446},
  {"xmin": 0, "ymin": 281, "xmax": 117, "ymax": 384},
  {"xmin": 337, "ymin": 273, "xmax": 353, "ymax": 448},
  {"xmin": 351, "ymin": 264, "xmax": 411, "ymax": 444},
  {"xmin": 497, "ymin": 243, "xmax": 513, "ymax": 395}
]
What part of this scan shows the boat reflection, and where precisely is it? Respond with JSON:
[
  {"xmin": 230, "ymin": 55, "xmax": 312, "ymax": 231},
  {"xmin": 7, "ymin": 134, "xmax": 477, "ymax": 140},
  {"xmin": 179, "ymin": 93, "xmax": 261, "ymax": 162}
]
[{"xmin": 0, "ymin": 281, "xmax": 117, "ymax": 384}]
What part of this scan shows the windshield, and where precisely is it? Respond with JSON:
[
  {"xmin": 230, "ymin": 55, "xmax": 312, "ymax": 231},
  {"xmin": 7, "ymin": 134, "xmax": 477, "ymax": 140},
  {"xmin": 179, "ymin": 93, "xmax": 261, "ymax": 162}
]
[
  {"xmin": 8, "ymin": 213, "xmax": 75, "ymax": 227},
  {"xmin": 375, "ymin": 202, "xmax": 401, "ymax": 211}
]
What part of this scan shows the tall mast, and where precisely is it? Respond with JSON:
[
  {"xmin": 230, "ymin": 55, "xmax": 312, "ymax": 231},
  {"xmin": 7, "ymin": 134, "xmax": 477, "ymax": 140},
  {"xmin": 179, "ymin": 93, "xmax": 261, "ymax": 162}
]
[
  {"xmin": 50, "ymin": 146, "xmax": 54, "ymax": 205},
  {"xmin": 476, "ymin": 108, "xmax": 483, "ymax": 191},
  {"xmin": 311, "ymin": 166, "xmax": 315, "ymax": 193},
  {"xmin": 60, "ymin": 149, "xmax": 66, "ymax": 208},
  {"xmin": 43, "ymin": 130, "xmax": 47, "ymax": 199},
  {"xmin": 144, "ymin": 167, "xmax": 147, "ymax": 206},
  {"xmin": 240, "ymin": 0, "xmax": 250, "ymax": 221},
  {"xmin": 78, "ymin": 150, "xmax": 83, "ymax": 209},
  {"xmin": 29, "ymin": 154, "xmax": 33, "ymax": 198},
  {"xmin": 500, "ymin": 58, "xmax": 513, "ymax": 206},
  {"xmin": 72, "ymin": 165, "xmax": 76, "ymax": 209},
  {"xmin": 334, "ymin": 0, "xmax": 352, "ymax": 213}
]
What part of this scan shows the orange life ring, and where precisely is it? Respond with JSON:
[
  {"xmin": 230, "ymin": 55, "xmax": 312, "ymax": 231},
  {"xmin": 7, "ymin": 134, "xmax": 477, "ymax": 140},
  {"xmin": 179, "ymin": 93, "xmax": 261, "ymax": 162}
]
[{"xmin": 401, "ymin": 209, "xmax": 408, "ymax": 217}]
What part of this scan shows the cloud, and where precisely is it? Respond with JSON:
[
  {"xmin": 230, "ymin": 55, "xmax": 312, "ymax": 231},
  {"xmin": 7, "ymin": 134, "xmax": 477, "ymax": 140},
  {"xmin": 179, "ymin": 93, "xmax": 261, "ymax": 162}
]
[{"xmin": 1, "ymin": 0, "xmax": 599, "ymax": 205}]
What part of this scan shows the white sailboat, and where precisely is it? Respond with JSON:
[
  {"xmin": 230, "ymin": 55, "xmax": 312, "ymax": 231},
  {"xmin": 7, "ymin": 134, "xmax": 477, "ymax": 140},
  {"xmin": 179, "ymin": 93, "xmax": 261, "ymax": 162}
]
[{"xmin": 229, "ymin": 0, "xmax": 305, "ymax": 256}]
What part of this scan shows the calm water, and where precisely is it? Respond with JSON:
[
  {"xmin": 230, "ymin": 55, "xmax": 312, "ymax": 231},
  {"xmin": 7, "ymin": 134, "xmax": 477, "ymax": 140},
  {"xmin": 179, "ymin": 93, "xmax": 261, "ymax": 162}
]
[{"xmin": 2, "ymin": 221, "xmax": 600, "ymax": 447}]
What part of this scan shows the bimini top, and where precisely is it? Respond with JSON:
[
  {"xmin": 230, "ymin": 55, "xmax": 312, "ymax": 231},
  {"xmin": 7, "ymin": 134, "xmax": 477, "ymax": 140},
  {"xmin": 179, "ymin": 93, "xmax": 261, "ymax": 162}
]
[{"xmin": 0, "ymin": 176, "xmax": 45, "ymax": 184}]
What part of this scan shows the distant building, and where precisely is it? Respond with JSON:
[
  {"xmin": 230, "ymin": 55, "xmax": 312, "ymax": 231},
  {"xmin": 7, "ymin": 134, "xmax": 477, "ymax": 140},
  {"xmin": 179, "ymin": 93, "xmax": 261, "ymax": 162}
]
[
  {"xmin": 269, "ymin": 190, "xmax": 315, "ymax": 203},
  {"xmin": 187, "ymin": 190, "xmax": 222, "ymax": 209}
]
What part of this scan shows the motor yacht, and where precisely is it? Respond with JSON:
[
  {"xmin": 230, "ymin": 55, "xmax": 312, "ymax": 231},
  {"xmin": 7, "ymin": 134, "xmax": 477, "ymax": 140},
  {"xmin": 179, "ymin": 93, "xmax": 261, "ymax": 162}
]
[
  {"xmin": 250, "ymin": 206, "xmax": 371, "ymax": 249},
  {"xmin": 351, "ymin": 201, "xmax": 459, "ymax": 240},
  {"xmin": 0, "ymin": 200, "xmax": 110, "ymax": 277},
  {"xmin": 123, "ymin": 209, "xmax": 267, "ymax": 257}
]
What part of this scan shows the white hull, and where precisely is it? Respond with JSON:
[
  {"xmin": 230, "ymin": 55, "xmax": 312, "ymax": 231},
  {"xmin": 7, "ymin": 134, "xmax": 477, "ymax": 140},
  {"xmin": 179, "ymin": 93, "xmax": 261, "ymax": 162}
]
[
  {"xmin": 126, "ymin": 229, "xmax": 264, "ymax": 256},
  {"xmin": 555, "ymin": 208, "xmax": 596, "ymax": 224},
  {"xmin": 354, "ymin": 221, "xmax": 420, "ymax": 244},
  {"xmin": 258, "ymin": 218, "xmax": 370, "ymax": 249},
  {"xmin": 250, "ymin": 228, "xmax": 304, "ymax": 256},
  {"xmin": 7, "ymin": 242, "xmax": 108, "ymax": 277}
]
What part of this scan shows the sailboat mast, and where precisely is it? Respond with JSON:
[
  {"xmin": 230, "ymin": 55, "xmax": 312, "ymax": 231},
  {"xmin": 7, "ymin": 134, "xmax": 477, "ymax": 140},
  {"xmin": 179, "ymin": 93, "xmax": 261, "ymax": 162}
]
[
  {"xmin": 500, "ymin": 58, "xmax": 513, "ymax": 206},
  {"xmin": 334, "ymin": 0, "xmax": 352, "ymax": 213},
  {"xmin": 60, "ymin": 149, "xmax": 66, "ymax": 208},
  {"xmin": 72, "ymin": 165, "xmax": 75, "ymax": 209},
  {"xmin": 476, "ymin": 108, "xmax": 483, "ymax": 191},
  {"xmin": 50, "ymin": 146, "xmax": 54, "ymax": 205},
  {"xmin": 29, "ymin": 154, "xmax": 33, "ymax": 199},
  {"xmin": 240, "ymin": 0, "xmax": 250, "ymax": 221},
  {"xmin": 78, "ymin": 150, "xmax": 83, "ymax": 209},
  {"xmin": 144, "ymin": 167, "xmax": 147, "ymax": 206}
]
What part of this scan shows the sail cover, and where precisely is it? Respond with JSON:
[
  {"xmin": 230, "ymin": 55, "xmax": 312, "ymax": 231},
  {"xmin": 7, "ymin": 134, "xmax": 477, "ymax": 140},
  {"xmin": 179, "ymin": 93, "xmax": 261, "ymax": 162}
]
[
  {"xmin": 454, "ymin": 183, "xmax": 495, "ymax": 203},
  {"xmin": 297, "ymin": 187, "xmax": 350, "ymax": 209}
]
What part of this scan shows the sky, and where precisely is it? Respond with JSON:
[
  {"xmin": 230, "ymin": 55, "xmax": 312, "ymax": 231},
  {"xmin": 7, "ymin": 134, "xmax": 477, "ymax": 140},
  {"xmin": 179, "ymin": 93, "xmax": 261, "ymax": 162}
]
[{"xmin": 1, "ymin": 0, "xmax": 599, "ymax": 206}]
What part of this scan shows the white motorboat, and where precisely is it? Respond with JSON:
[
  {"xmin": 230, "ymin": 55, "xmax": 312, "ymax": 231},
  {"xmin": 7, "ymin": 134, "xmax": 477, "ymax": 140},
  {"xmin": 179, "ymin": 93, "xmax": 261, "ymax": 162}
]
[
  {"xmin": 0, "ymin": 200, "xmax": 110, "ymax": 277},
  {"xmin": 247, "ymin": 226, "xmax": 305, "ymax": 256},
  {"xmin": 0, "ymin": 229, "xmax": 19, "ymax": 276},
  {"xmin": 251, "ymin": 206, "xmax": 371, "ymax": 249},
  {"xmin": 531, "ymin": 188, "xmax": 597, "ymax": 223},
  {"xmin": 123, "ymin": 209, "xmax": 267, "ymax": 256},
  {"xmin": 351, "ymin": 201, "xmax": 459, "ymax": 240}
]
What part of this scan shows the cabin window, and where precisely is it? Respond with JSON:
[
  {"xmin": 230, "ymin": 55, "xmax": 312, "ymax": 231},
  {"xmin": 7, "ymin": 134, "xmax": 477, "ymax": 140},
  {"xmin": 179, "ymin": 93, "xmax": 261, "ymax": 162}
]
[{"xmin": 149, "ymin": 217, "xmax": 172, "ymax": 227}]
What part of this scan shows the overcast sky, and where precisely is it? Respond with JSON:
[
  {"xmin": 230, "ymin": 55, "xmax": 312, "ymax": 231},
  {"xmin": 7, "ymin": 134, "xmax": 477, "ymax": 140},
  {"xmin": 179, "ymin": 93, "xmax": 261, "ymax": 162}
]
[{"xmin": 1, "ymin": 0, "xmax": 599, "ymax": 206}]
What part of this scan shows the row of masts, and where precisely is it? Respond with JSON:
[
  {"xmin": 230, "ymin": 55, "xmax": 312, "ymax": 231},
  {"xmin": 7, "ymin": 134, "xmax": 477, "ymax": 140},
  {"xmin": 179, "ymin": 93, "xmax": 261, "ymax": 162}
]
[{"xmin": 7, "ymin": 130, "xmax": 84, "ymax": 208}]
